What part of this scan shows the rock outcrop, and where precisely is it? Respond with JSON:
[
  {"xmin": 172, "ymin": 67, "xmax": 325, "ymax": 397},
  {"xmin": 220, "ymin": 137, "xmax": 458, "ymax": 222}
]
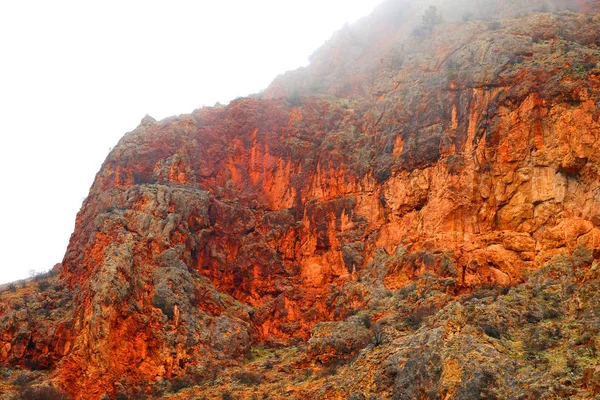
[{"xmin": 2, "ymin": 1, "xmax": 600, "ymax": 399}]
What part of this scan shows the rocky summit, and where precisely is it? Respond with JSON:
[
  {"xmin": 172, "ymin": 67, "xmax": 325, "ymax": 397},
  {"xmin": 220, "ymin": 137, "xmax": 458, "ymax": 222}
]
[{"xmin": 3, "ymin": 0, "xmax": 600, "ymax": 399}]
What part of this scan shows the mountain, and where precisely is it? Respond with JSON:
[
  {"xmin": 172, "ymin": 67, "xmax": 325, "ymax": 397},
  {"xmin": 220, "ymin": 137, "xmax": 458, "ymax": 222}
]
[{"xmin": 2, "ymin": 1, "xmax": 600, "ymax": 399}]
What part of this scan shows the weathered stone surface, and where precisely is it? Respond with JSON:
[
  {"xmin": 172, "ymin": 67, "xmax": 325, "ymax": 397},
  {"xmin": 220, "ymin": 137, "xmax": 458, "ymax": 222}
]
[{"xmin": 3, "ymin": 1, "xmax": 600, "ymax": 399}]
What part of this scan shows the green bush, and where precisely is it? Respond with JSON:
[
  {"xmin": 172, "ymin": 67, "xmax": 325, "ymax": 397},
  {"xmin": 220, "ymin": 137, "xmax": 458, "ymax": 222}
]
[
  {"xmin": 411, "ymin": 6, "xmax": 443, "ymax": 37},
  {"xmin": 421, "ymin": 6, "xmax": 442, "ymax": 30}
]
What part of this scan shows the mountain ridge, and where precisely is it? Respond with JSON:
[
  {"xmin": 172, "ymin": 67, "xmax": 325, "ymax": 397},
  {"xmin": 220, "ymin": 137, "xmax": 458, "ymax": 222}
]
[{"xmin": 2, "ymin": 1, "xmax": 600, "ymax": 399}]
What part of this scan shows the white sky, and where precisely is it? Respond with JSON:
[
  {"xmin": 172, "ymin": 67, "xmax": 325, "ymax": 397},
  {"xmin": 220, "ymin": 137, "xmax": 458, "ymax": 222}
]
[{"xmin": 0, "ymin": 0, "xmax": 382, "ymax": 284}]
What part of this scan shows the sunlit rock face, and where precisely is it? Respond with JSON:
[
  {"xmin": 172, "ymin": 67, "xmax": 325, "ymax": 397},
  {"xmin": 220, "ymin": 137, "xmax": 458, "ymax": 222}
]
[{"xmin": 2, "ymin": 1, "xmax": 600, "ymax": 398}]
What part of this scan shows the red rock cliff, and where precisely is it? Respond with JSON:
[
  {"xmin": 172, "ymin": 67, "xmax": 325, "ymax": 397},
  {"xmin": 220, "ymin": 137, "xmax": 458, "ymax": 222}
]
[{"xmin": 2, "ymin": 1, "xmax": 600, "ymax": 399}]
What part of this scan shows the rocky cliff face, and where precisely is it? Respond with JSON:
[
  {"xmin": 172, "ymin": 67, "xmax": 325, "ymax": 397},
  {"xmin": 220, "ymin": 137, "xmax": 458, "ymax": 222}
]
[{"xmin": 2, "ymin": 1, "xmax": 600, "ymax": 399}]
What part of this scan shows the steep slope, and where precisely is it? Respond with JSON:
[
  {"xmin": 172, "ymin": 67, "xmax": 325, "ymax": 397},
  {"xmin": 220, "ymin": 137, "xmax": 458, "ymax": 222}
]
[
  {"xmin": 2, "ymin": 1, "xmax": 600, "ymax": 399},
  {"xmin": 265, "ymin": 0, "xmax": 600, "ymax": 100}
]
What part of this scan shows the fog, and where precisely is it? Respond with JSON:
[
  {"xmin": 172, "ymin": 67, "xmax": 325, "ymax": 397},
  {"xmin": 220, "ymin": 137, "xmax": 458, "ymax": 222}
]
[{"xmin": 0, "ymin": 0, "xmax": 382, "ymax": 284}]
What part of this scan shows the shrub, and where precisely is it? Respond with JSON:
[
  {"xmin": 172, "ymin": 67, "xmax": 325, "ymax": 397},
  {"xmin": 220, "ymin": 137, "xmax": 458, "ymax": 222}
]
[
  {"xmin": 573, "ymin": 244, "xmax": 593, "ymax": 268},
  {"xmin": 542, "ymin": 306, "xmax": 561, "ymax": 320},
  {"xmin": 422, "ymin": 5, "xmax": 442, "ymax": 30},
  {"xmin": 445, "ymin": 155, "xmax": 465, "ymax": 175},
  {"xmin": 284, "ymin": 90, "xmax": 303, "ymax": 107},
  {"xmin": 152, "ymin": 286, "xmax": 175, "ymax": 319},
  {"xmin": 168, "ymin": 376, "xmax": 193, "ymax": 393},
  {"xmin": 18, "ymin": 385, "xmax": 70, "ymax": 400},
  {"xmin": 574, "ymin": 331, "xmax": 593, "ymax": 346},
  {"xmin": 30, "ymin": 270, "xmax": 55, "ymax": 282},
  {"xmin": 536, "ymin": 2, "xmax": 550, "ymax": 12},
  {"xmin": 524, "ymin": 325, "xmax": 561, "ymax": 353},
  {"xmin": 233, "ymin": 371, "xmax": 263, "ymax": 386},
  {"xmin": 373, "ymin": 322, "xmax": 384, "ymax": 346},
  {"xmin": 481, "ymin": 324, "xmax": 501, "ymax": 339},
  {"xmin": 185, "ymin": 363, "xmax": 219, "ymax": 384},
  {"xmin": 412, "ymin": 6, "xmax": 442, "ymax": 37},
  {"xmin": 487, "ymin": 21, "xmax": 502, "ymax": 31},
  {"xmin": 440, "ymin": 253, "xmax": 458, "ymax": 277},
  {"xmin": 421, "ymin": 251, "xmax": 435, "ymax": 268},
  {"xmin": 411, "ymin": 26, "xmax": 429, "ymax": 38},
  {"xmin": 405, "ymin": 250, "xmax": 435, "ymax": 272},
  {"xmin": 12, "ymin": 371, "xmax": 36, "ymax": 387},
  {"xmin": 349, "ymin": 393, "xmax": 366, "ymax": 400},
  {"xmin": 320, "ymin": 364, "xmax": 338, "ymax": 378},
  {"xmin": 222, "ymin": 391, "xmax": 235, "ymax": 400},
  {"xmin": 403, "ymin": 305, "xmax": 436, "ymax": 329},
  {"xmin": 566, "ymin": 356, "xmax": 579, "ymax": 373},
  {"xmin": 24, "ymin": 359, "xmax": 43, "ymax": 371},
  {"xmin": 113, "ymin": 379, "xmax": 148, "ymax": 400},
  {"xmin": 360, "ymin": 314, "xmax": 372, "ymax": 329},
  {"xmin": 299, "ymin": 368, "xmax": 313, "ymax": 381},
  {"xmin": 115, "ymin": 392, "xmax": 128, "ymax": 400},
  {"xmin": 455, "ymin": 371, "xmax": 496, "ymax": 399},
  {"xmin": 7, "ymin": 283, "xmax": 17, "ymax": 292},
  {"xmin": 262, "ymin": 359, "xmax": 274, "ymax": 370},
  {"xmin": 37, "ymin": 281, "xmax": 51, "ymax": 292},
  {"xmin": 465, "ymin": 285, "xmax": 503, "ymax": 302}
]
